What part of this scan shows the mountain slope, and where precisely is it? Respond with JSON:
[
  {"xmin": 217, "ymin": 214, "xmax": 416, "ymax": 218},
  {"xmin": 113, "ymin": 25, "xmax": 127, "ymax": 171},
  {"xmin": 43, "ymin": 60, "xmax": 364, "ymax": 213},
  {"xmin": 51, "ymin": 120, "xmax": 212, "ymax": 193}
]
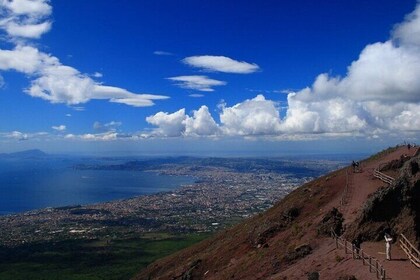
[
  {"xmin": 133, "ymin": 146, "xmax": 419, "ymax": 280},
  {"xmin": 0, "ymin": 149, "xmax": 48, "ymax": 159}
]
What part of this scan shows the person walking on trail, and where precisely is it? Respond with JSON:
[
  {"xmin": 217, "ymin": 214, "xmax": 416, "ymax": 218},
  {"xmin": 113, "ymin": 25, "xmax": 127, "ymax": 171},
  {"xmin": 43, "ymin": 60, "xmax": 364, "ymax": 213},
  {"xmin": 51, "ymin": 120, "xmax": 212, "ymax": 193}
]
[
  {"xmin": 384, "ymin": 233, "xmax": 393, "ymax": 260},
  {"xmin": 352, "ymin": 236, "xmax": 362, "ymax": 259}
]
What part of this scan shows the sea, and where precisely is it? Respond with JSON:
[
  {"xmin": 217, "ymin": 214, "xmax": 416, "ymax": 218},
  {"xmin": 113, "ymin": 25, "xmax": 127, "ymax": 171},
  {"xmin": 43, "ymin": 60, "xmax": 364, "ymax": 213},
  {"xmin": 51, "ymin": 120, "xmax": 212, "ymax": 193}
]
[{"xmin": 0, "ymin": 158, "xmax": 195, "ymax": 215}]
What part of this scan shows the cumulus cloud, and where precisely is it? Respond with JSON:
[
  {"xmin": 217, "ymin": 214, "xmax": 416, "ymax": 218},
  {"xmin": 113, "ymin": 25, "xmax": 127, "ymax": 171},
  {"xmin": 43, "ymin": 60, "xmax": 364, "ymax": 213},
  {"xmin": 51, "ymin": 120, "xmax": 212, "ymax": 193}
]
[
  {"xmin": 146, "ymin": 2, "xmax": 420, "ymax": 139},
  {"xmin": 146, "ymin": 106, "xmax": 220, "ymax": 137},
  {"xmin": 182, "ymin": 55, "xmax": 259, "ymax": 74},
  {"xmin": 219, "ymin": 95, "xmax": 282, "ymax": 136},
  {"xmin": 185, "ymin": 106, "xmax": 220, "ymax": 136},
  {"xmin": 167, "ymin": 75, "xmax": 226, "ymax": 92},
  {"xmin": 52, "ymin": 125, "xmax": 66, "ymax": 131},
  {"xmin": 0, "ymin": 1, "xmax": 169, "ymax": 107},
  {"xmin": 146, "ymin": 95, "xmax": 283, "ymax": 138},
  {"xmin": 280, "ymin": 3, "xmax": 420, "ymax": 134},
  {"xmin": 146, "ymin": 109, "xmax": 187, "ymax": 137}
]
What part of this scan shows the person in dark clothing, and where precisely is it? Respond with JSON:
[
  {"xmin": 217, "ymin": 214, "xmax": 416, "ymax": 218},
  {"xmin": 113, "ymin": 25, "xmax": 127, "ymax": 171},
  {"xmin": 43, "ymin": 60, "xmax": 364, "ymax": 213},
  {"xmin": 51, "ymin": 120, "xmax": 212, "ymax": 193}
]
[{"xmin": 352, "ymin": 236, "xmax": 362, "ymax": 258}]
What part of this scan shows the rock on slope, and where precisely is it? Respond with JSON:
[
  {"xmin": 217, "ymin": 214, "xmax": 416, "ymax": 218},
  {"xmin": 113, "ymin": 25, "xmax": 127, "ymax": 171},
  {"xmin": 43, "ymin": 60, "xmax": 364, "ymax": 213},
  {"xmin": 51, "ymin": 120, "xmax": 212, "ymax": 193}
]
[{"xmin": 133, "ymin": 148, "xmax": 419, "ymax": 280}]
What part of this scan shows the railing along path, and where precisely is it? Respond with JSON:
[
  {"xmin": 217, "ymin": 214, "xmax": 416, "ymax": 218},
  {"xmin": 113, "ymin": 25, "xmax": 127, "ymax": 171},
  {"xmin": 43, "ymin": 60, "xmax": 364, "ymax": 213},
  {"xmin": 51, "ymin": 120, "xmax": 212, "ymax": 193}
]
[
  {"xmin": 331, "ymin": 230, "xmax": 386, "ymax": 279},
  {"xmin": 373, "ymin": 169, "xmax": 395, "ymax": 185},
  {"xmin": 399, "ymin": 234, "xmax": 420, "ymax": 269}
]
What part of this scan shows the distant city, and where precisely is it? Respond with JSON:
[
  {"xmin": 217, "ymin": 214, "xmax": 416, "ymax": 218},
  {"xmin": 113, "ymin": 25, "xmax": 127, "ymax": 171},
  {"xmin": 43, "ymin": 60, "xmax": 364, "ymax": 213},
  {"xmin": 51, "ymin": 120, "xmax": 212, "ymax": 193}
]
[{"xmin": 0, "ymin": 154, "xmax": 345, "ymax": 247}]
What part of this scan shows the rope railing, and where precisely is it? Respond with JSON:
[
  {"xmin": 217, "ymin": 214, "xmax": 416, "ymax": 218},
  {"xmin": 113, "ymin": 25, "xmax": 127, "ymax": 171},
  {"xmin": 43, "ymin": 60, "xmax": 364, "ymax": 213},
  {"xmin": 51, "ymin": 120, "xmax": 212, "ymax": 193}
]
[
  {"xmin": 373, "ymin": 169, "xmax": 395, "ymax": 185},
  {"xmin": 399, "ymin": 234, "xmax": 420, "ymax": 269},
  {"xmin": 331, "ymin": 230, "xmax": 386, "ymax": 280}
]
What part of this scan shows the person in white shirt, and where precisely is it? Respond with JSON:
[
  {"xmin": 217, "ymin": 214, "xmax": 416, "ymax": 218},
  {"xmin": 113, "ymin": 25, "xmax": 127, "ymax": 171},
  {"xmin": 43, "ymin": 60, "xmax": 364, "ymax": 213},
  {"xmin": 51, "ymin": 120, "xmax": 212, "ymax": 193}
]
[{"xmin": 384, "ymin": 233, "xmax": 393, "ymax": 260}]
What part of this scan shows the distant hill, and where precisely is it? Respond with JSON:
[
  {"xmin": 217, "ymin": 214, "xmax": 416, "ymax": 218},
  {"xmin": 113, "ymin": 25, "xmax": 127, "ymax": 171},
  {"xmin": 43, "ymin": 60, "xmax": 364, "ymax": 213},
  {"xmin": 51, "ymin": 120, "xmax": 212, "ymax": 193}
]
[
  {"xmin": 134, "ymin": 146, "xmax": 420, "ymax": 280},
  {"xmin": 0, "ymin": 149, "xmax": 48, "ymax": 159}
]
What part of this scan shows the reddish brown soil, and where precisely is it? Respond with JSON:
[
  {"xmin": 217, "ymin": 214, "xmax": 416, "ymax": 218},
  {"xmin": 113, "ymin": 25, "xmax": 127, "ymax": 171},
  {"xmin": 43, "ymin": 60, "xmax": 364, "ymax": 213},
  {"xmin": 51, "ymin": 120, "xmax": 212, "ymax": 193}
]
[
  {"xmin": 271, "ymin": 146, "xmax": 419, "ymax": 280},
  {"xmin": 133, "ymin": 146, "xmax": 420, "ymax": 280}
]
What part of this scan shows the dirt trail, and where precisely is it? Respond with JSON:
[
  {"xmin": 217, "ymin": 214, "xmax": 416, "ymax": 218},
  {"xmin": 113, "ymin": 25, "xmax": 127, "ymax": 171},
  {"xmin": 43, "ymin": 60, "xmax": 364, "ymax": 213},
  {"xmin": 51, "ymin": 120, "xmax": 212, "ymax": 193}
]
[
  {"xmin": 338, "ymin": 146, "xmax": 419, "ymax": 279},
  {"xmin": 342, "ymin": 146, "xmax": 411, "ymax": 225},
  {"xmin": 272, "ymin": 146, "xmax": 419, "ymax": 280}
]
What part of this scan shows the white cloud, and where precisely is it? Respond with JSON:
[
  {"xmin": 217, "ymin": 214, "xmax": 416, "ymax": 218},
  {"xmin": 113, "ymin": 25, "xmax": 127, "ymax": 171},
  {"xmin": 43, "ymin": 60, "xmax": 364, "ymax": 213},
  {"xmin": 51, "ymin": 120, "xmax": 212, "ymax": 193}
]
[
  {"xmin": 147, "ymin": 0, "xmax": 420, "ymax": 139},
  {"xmin": 5, "ymin": 21, "xmax": 51, "ymax": 39},
  {"xmin": 167, "ymin": 75, "xmax": 226, "ymax": 92},
  {"xmin": 189, "ymin": 93, "xmax": 204, "ymax": 98},
  {"xmin": 182, "ymin": 55, "xmax": 259, "ymax": 74},
  {"xmin": 393, "ymin": 4, "xmax": 420, "ymax": 46},
  {"xmin": 278, "ymin": 2, "xmax": 420, "ymax": 135},
  {"xmin": 146, "ymin": 109, "xmax": 187, "ymax": 137},
  {"xmin": 185, "ymin": 106, "xmax": 219, "ymax": 136},
  {"xmin": 6, "ymin": 130, "xmax": 28, "ymax": 140},
  {"xmin": 64, "ymin": 132, "xmax": 120, "ymax": 141},
  {"xmin": 0, "ymin": 0, "xmax": 52, "ymax": 39},
  {"xmin": 0, "ymin": 46, "xmax": 169, "ymax": 106},
  {"xmin": 220, "ymin": 95, "xmax": 282, "ymax": 136},
  {"xmin": 0, "ymin": 1, "xmax": 169, "ymax": 107},
  {"xmin": 1, "ymin": 0, "xmax": 52, "ymax": 16},
  {"xmin": 92, "ymin": 72, "xmax": 103, "ymax": 78},
  {"xmin": 0, "ymin": 130, "xmax": 54, "ymax": 142},
  {"xmin": 0, "ymin": 45, "xmax": 45, "ymax": 74},
  {"xmin": 52, "ymin": 125, "xmax": 66, "ymax": 131},
  {"xmin": 146, "ymin": 106, "xmax": 220, "ymax": 137},
  {"xmin": 153, "ymin": 50, "xmax": 173, "ymax": 56}
]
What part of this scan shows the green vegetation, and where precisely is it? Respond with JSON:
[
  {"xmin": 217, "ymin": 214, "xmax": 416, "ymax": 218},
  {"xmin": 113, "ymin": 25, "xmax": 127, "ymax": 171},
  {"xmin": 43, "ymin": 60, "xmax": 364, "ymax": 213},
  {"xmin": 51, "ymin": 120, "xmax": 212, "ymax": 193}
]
[{"xmin": 0, "ymin": 232, "xmax": 211, "ymax": 280}]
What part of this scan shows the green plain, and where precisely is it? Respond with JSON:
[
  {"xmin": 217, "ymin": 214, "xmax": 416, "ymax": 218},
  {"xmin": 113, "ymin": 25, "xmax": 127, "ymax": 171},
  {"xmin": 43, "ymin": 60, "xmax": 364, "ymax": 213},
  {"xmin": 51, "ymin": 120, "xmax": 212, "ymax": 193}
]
[{"xmin": 0, "ymin": 232, "xmax": 211, "ymax": 280}]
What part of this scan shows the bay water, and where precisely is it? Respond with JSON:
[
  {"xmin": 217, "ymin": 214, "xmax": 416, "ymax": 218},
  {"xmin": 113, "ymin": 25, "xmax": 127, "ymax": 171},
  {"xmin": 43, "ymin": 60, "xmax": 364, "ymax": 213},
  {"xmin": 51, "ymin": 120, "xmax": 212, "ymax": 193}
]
[{"xmin": 0, "ymin": 158, "xmax": 194, "ymax": 215}]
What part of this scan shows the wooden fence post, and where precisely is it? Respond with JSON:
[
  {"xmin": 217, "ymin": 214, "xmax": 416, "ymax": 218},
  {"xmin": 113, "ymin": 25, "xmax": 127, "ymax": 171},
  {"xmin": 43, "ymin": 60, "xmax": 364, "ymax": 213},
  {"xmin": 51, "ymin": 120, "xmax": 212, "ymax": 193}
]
[
  {"xmin": 369, "ymin": 257, "xmax": 372, "ymax": 272},
  {"xmin": 376, "ymin": 261, "xmax": 379, "ymax": 278},
  {"xmin": 361, "ymin": 251, "xmax": 365, "ymax": 265}
]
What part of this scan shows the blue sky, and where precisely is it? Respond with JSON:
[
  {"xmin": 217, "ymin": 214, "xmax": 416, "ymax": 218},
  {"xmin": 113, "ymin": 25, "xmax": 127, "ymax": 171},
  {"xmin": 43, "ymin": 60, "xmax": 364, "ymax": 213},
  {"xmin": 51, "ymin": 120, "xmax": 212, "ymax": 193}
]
[{"xmin": 0, "ymin": 0, "xmax": 419, "ymax": 155}]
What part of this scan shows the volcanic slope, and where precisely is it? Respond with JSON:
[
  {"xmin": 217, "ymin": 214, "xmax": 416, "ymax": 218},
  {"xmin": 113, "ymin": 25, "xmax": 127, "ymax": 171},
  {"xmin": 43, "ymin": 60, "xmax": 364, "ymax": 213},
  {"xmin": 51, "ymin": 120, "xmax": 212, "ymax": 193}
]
[{"xmin": 134, "ymin": 146, "xmax": 420, "ymax": 280}]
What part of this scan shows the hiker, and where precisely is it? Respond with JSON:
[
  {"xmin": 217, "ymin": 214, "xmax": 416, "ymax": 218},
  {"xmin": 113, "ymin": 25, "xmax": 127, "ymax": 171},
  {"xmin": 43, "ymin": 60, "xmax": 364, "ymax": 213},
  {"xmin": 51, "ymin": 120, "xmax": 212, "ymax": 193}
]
[
  {"xmin": 384, "ymin": 233, "xmax": 393, "ymax": 260},
  {"xmin": 352, "ymin": 161, "xmax": 356, "ymax": 173},
  {"xmin": 352, "ymin": 236, "xmax": 362, "ymax": 258},
  {"xmin": 408, "ymin": 143, "xmax": 411, "ymax": 150}
]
